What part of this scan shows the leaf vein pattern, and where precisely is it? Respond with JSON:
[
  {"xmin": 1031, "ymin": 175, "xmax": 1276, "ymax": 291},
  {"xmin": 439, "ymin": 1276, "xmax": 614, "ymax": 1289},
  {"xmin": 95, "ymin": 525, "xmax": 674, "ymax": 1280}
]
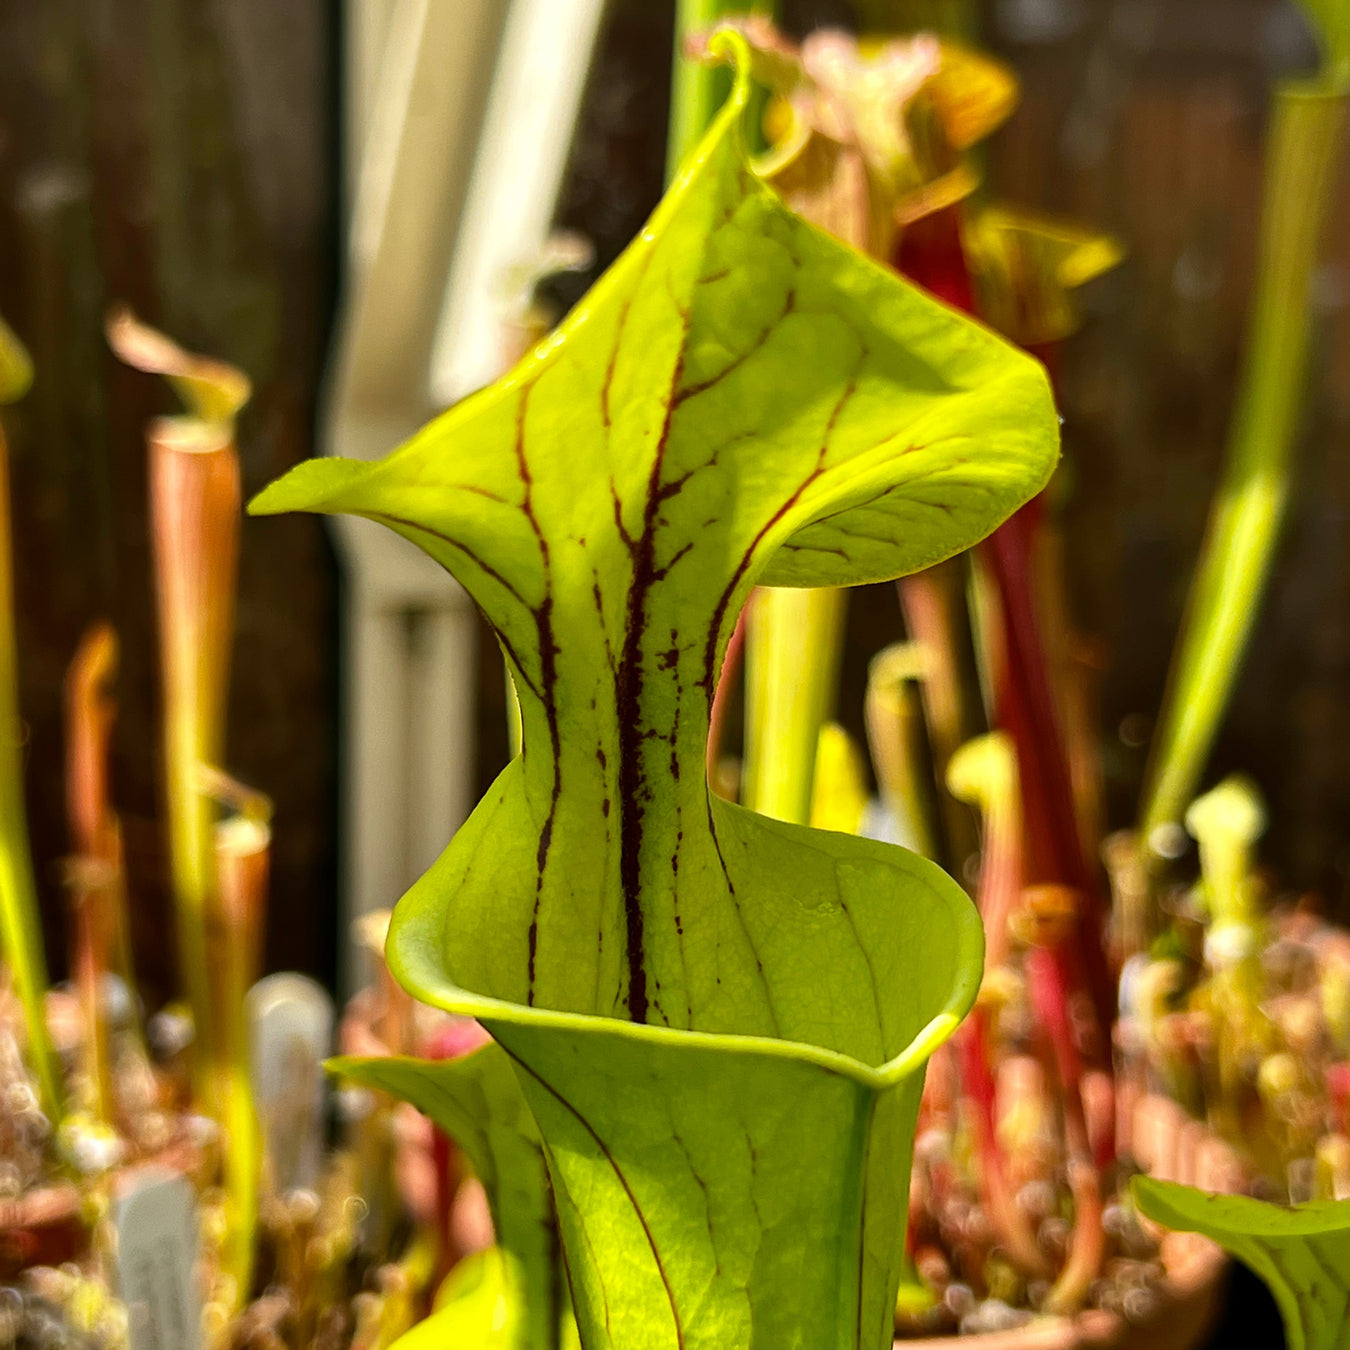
[
  {"xmin": 673, "ymin": 286, "xmax": 796, "ymax": 407},
  {"xmin": 541, "ymin": 1133, "xmax": 614, "ymax": 1344},
  {"xmin": 512, "ymin": 385, "xmax": 562, "ymax": 1003},
  {"xmin": 508, "ymin": 1049, "xmax": 686, "ymax": 1349}
]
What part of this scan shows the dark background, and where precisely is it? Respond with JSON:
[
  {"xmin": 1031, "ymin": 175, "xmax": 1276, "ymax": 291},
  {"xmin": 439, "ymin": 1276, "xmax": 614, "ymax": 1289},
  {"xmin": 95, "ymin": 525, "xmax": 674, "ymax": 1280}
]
[
  {"xmin": 0, "ymin": 0, "xmax": 1348, "ymax": 1017},
  {"xmin": 0, "ymin": 1, "xmax": 340, "ymax": 1001}
]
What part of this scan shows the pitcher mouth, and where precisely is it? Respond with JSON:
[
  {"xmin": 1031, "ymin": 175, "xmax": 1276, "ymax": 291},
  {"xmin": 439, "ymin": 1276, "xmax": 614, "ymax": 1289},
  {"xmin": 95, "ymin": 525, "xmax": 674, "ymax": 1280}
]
[{"xmin": 386, "ymin": 877, "xmax": 981, "ymax": 1091}]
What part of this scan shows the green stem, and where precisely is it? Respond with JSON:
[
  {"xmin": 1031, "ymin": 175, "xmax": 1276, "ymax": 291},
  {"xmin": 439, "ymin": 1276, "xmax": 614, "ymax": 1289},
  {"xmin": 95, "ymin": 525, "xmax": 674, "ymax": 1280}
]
[
  {"xmin": 865, "ymin": 643, "xmax": 941, "ymax": 858},
  {"xmin": 0, "ymin": 421, "xmax": 61, "ymax": 1124},
  {"xmin": 742, "ymin": 586, "xmax": 847, "ymax": 825},
  {"xmin": 66, "ymin": 625, "xmax": 124, "ymax": 1128},
  {"xmin": 214, "ymin": 811, "xmax": 269, "ymax": 1303},
  {"xmin": 153, "ymin": 425, "xmax": 238, "ymax": 1099},
  {"xmin": 150, "ymin": 418, "xmax": 246, "ymax": 1299},
  {"xmin": 1186, "ymin": 776, "xmax": 1271, "ymax": 1125},
  {"xmin": 668, "ymin": 0, "xmax": 776, "ymax": 182},
  {"xmin": 1140, "ymin": 79, "xmax": 1349, "ymax": 844},
  {"xmin": 897, "ymin": 563, "xmax": 985, "ymax": 878}
]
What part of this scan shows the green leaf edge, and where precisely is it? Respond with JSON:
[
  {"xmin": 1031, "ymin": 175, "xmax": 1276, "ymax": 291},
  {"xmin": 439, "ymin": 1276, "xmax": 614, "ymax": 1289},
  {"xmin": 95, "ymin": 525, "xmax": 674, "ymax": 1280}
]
[
  {"xmin": 1135, "ymin": 1175, "xmax": 1350, "ymax": 1237},
  {"xmin": 383, "ymin": 809, "xmax": 983, "ymax": 1089},
  {"xmin": 249, "ymin": 29, "xmax": 1058, "ymax": 596},
  {"xmin": 1133, "ymin": 1175, "xmax": 1350, "ymax": 1350}
]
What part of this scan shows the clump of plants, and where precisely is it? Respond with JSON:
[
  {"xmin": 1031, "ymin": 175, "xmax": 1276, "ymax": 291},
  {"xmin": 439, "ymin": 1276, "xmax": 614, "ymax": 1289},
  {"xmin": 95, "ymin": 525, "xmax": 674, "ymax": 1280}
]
[
  {"xmin": 262, "ymin": 2, "xmax": 1350, "ymax": 1344},
  {"xmin": 1105, "ymin": 16, "xmax": 1350, "ymax": 1346},
  {"xmin": 0, "ymin": 311, "xmax": 491, "ymax": 1349},
  {"xmin": 4, "ymin": 2, "xmax": 1349, "ymax": 1348},
  {"xmin": 835, "ymin": 0, "xmax": 1350, "ymax": 1340}
]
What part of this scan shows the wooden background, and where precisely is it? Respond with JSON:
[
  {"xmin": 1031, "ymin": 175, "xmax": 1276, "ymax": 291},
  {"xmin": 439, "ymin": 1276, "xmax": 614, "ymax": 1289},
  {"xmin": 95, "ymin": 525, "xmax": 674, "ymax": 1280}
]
[
  {"xmin": 989, "ymin": 0, "xmax": 1350, "ymax": 901},
  {"xmin": 0, "ymin": 0, "xmax": 1348, "ymax": 1011},
  {"xmin": 0, "ymin": 1, "xmax": 339, "ymax": 1001}
]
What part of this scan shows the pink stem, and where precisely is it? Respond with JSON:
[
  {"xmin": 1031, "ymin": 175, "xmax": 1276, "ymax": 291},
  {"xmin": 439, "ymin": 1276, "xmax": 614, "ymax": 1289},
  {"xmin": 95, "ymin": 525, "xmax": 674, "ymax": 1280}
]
[
  {"xmin": 982, "ymin": 505, "xmax": 1115, "ymax": 1067},
  {"xmin": 957, "ymin": 1011, "xmax": 1051, "ymax": 1277}
]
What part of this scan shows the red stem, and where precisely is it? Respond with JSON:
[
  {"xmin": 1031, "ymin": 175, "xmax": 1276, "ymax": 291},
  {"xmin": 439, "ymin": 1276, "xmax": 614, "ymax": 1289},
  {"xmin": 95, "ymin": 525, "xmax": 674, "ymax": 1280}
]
[
  {"xmin": 900, "ymin": 205, "xmax": 1114, "ymax": 1067},
  {"xmin": 1025, "ymin": 942, "xmax": 1108, "ymax": 1305},
  {"xmin": 981, "ymin": 507, "xmax": 1115, "ymax": 1055},
  {"xmin": 901, "ymin": 200, "xmax": 1115, "ymax": 1303},
  {"xmin": 957, "ymin": 1011, "xmax": 1051, "ymax": 1276},
  {"xmin": 894, "ymin": 208, "xmax": 977, "ymax": 314},
  {"xmin": 424, "ymin": 1023, "xmax": 483, "ymax": 1286}
]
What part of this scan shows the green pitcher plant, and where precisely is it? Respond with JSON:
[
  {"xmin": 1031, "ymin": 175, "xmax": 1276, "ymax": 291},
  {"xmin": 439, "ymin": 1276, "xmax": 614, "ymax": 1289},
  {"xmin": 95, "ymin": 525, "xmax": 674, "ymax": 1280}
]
[
  {"xmin": 254, "ymin": 35, "xmax": 1057, "ymax": 1349},
  {"xmin": 336, "ymin": 1044, "xmax": 570, "ymax": 1350},
  {"xmin": 107, "ymin": 306, "xmax": 260, "ymax": 1309}
]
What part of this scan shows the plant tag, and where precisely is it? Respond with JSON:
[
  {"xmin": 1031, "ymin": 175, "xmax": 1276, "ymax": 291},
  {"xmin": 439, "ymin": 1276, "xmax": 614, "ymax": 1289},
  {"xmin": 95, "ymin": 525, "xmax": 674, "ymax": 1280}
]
[
  {"xmin": 114, "ymin": 1169, "xmax": 201, "ymax": 1350},
  {"xmin": 247, "ymin": 972, "xmax": 334, "ymax": 1194}
]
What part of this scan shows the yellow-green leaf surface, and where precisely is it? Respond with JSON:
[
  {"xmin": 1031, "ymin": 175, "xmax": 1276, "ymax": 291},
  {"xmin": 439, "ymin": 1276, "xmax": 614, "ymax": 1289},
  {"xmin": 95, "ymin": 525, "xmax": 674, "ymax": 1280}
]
[
  {"xmin": 393, "ymin": 1249, "xmax": 584, "ymax": 1350},
  {"xmin": 335, "ymin": 1048, "xmax": 567, "ymax": 1350},
  {"xmin": 1134, "ymin": 1177, "xmax": 1350, "ymax": 1350},
  {"xmin": 255, "ymin": 34, "xmax": 1056, "ymax": 1350},
  {"xmin": 0, "ymin": 317, "xmax": 34, "ymax": 405},
  {"xmin": 392, "ymin": 1250, "xmax": 519, "ymax": 1350}
]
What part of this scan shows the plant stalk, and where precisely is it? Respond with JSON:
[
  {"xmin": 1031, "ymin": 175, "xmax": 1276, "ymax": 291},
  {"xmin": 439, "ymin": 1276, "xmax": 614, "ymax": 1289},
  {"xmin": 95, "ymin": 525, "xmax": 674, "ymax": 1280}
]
[
  {"xmin": 0, "ymin": 415, "xmax": 61, "ymax": 1124},
  {"xmin": 149, "ymin": 413, "xmax": 258, "ymax": 1308},
  {"xmin": 1139, "ymin": 82, "xmax": 1349, "ymax": 845},
  {"xmin": 64, "ymin": 625, "xmax": 123, "ymax": 1126},
  {"xmin": 213, "ymin": 807, "xmax": 269, "ymax": 1299},
  {"xmin": 979, "ymin": 508, "xmax": 1115, "ymax": 1053},
  {"xmin": 742, "ymin": 586, "xmax": 847, "ymax": 825},
  {"xmin": 898, "ymin": 562, "xmax": 985, "ymax": 878},
  {"xmin": 669, "ymin": 0, "xmax": 776, "ymax": 182},
  {"xmin": 946, "ymin": 732, "xmax": 1049, "ymax": 1276},
  {"xmin": 152, "ymin": 418, "xmax": 240, "ymax": 1092},
  {"xmin": 865, "ymin": 644, "xmax": 941, "ymax": 857},
  {"xmin": 1024, "ymin": 932, "xmax": 1106, "ymax": 1311},
  {"xmin": 1187, "ymin": 777, "xmax": 1273, "ymax": 1129}
]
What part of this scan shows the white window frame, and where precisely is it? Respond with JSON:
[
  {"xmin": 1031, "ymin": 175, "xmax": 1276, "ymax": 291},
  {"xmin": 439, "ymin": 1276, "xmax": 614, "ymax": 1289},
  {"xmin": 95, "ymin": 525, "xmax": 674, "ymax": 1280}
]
[{"xmin": 330, "ymin": 0, "xmax": 608, "ymax": 994}]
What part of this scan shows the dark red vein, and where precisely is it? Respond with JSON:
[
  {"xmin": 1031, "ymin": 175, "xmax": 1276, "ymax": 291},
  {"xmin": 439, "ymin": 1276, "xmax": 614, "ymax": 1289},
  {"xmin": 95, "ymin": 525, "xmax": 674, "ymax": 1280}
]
[
  {"xmin": 615, "ymin": 321, "xmax": 697, "ymax": 1021},
  {"xmin": 369, "ymin": 511, "xmax": 530, "ymax": 610},
  {"xmin": 672, "ymin": 288, "xmax": 795, "ymax": 408},
  {"xmin": 513, "ymin": 387, "xmax": 562, "ymax": 1002},
  {"xmin": 368, "ymin": 511, "xmax": 543, "ymax": 702},
  {"xmin": 701, "ymin": 794, "xmax": 781, "ymax": 1035},
  {"xmin": 699, "ymin": 376, "xmax": 857, "ymax": 708}
]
